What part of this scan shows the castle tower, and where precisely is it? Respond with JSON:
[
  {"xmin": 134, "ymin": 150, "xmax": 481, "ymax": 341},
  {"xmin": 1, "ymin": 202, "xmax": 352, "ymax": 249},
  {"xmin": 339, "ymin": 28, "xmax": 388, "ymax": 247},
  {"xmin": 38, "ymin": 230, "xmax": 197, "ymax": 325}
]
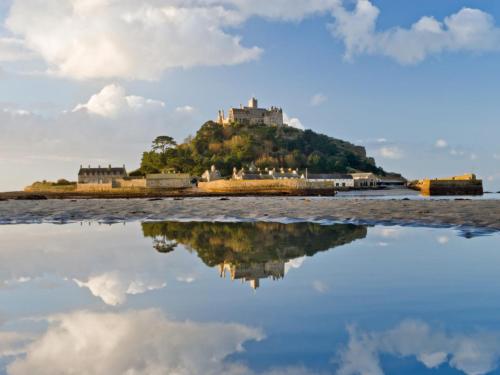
[{"xmin": 248, "ymin": 97, "xmax": 258, "ymax": 108}]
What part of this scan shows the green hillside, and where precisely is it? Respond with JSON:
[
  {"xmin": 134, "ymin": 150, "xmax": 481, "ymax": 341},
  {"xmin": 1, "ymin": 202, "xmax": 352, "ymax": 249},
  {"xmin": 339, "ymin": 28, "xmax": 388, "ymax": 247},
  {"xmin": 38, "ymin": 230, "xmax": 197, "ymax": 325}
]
[{"xmin": 138, "ymin": 121, "xmax": 389, "ymax": 177}]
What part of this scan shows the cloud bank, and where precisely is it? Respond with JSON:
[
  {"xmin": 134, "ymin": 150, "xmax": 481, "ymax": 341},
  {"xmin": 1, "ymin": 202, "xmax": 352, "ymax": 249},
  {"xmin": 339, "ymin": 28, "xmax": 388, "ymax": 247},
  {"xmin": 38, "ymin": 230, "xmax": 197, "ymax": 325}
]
[
  {"xmin": 0, "ymin": 84, "xmax": 199, "ymax": 190},
  {"xmin": 2, "ymin": 0, "xmax": 500, "ymax": 79},
  {"xmin": 329, "ymin": 1, "xmax": 500, "ymax": 64}
]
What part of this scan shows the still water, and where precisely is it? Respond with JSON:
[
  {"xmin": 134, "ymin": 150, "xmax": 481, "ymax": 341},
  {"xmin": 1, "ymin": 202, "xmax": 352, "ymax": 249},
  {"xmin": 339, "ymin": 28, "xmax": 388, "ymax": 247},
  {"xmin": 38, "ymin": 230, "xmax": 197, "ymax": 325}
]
[{"xmin": 0, "ymin": 221, "xmax": 500, "ymax": 375}]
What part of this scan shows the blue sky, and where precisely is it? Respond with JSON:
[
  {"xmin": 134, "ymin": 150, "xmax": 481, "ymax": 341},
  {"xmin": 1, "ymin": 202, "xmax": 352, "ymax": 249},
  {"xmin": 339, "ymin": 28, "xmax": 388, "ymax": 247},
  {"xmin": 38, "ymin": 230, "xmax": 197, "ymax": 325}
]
[{"xmin": 0, "ymin": 0, "xmax": 499, "ymax": 191}]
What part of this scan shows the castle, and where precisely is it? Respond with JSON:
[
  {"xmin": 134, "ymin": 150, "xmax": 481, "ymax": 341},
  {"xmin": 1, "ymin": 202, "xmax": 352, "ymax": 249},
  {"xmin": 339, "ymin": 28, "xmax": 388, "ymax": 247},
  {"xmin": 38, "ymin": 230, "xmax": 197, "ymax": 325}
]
[{"xmin": 217, "ymin": 97, "xmax": 283, "ymax": 126}]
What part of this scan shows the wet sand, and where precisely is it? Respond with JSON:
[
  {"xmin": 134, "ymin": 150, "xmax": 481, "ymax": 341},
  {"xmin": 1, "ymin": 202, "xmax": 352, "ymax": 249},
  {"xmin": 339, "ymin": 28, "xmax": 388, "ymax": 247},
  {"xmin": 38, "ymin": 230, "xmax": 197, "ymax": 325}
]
[{"xmin": 1, "ymin": 197, "xmax": 499, "ymax": 233}]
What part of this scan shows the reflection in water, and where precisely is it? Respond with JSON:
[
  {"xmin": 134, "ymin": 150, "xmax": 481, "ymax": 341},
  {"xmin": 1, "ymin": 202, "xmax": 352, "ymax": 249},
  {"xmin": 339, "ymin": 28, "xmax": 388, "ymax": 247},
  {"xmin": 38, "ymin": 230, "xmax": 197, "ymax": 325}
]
[
  {"xmin": 335, "ymin": 320, "xmax": 500, "ymax": 375},
  {"xmin": 142, "ymin": 222, "xmax": 367, "ymax": 289},
  {"xmin": 4, "ymin": 309, "xmax": 265, "ymax": 375},
  {"xmin": 5, "ymin": 312, "xmax": 500, "ymax": 375}
]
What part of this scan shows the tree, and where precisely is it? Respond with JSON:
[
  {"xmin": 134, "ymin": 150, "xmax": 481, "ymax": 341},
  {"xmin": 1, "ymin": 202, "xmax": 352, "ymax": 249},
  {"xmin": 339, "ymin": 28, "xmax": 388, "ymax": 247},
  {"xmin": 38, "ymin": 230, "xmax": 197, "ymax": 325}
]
[{"xmin": 152, "ymin": 136, "xmax": 177, "ymax": 154}]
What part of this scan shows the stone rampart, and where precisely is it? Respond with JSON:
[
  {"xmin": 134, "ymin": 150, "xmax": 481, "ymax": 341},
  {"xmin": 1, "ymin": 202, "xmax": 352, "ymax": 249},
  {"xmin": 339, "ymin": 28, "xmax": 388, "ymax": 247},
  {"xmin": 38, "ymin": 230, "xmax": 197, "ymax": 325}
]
[{"xmin": 198, "ymin": 179, "xmax": 334, "ymax": 193}]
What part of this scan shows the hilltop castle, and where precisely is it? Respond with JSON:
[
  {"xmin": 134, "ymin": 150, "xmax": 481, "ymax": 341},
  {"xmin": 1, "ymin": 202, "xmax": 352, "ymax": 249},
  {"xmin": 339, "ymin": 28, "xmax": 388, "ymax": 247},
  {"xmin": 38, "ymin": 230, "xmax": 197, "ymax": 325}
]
[{"xmin": 217, "ymin": 97, "xmax": 283, "ymax": 126}]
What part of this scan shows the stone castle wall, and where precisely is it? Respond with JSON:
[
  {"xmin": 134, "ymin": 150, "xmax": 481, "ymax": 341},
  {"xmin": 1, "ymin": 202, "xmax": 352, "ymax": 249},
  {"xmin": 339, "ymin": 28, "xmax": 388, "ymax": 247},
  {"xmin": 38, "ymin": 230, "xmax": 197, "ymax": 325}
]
[{"xmin": 198, "ymin": 179, "xmax": 334, "ymax": 193}]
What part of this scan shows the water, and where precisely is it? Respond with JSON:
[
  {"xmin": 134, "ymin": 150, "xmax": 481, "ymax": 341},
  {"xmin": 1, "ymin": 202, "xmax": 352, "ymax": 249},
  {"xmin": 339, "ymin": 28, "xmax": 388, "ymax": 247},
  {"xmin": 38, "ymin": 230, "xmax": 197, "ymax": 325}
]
[
  {"xmin": 0, "ymin": 221, "xmax": 499, "ymax": 374},
  {"xmin": 335, "ymin": 188, "xmax": 500, "ymax": 200}
]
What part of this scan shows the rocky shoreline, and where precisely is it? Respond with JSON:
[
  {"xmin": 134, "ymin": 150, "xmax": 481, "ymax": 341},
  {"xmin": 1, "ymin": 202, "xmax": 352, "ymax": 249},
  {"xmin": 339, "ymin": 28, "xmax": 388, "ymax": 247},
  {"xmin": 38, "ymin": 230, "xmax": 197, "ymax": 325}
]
[{"xmin": 1, "ymin": 197, "xmax": 499, "ymax": 234}]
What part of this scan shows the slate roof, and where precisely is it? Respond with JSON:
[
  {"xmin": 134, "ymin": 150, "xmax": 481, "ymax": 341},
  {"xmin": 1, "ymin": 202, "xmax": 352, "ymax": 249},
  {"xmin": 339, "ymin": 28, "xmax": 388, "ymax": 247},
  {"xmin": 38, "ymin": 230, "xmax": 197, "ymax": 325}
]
[
  {"xmin": 306, "ymin": 174, "xmax": 353, "ymax": 180},
  {"xmin": 78, "ymin": 167, "xmax": 126, "ymax": 176}
]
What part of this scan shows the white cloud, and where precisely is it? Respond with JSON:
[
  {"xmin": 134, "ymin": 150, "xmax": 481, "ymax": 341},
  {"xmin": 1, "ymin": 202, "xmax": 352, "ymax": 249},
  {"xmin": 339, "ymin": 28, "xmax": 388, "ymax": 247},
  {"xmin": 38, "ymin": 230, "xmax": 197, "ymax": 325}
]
[
  {"xmin": 4, "ymin": 0, "xmax": 262, "ymax": 80},
  {"xmin": 0, "ymin": 37, "xmax": 34, "ymax": 62},
  {"xmin": 73, "ymin": 84, "xmax": 165, "ymax": 118},
  {"xmin": 450, "ymin": 148, "xmax": 466, "ymax": 157},
  {"xmin": 2, "ymin": 0, "xmax": 499, "ymax": 78},
  {"xmin": 329, "ymin": 1, "xmax": 500, "ymax": 64},
  {"xmin": 0, "ymin": 332, "xmax": 33, "ymax": 357},
  {"xmin": 0, "ymin": 85, "xmax": 199, "ymax": 190},
  {"xmin": 74, "ymin": 272, "xmax": 166, "ymax": 306},
  {"xmin": 175, "ymin": 105, "xmax": 196, "ymax": 114},
  {"xmin": 283, "ymin": 113, "xmax": 305, "ymax": 130},
  {"xmin": 378, "ymin": 146, "xmax": 404, "ymax": 160},
  {"xmin": 335, "ymin": 320, "xmax": 500, "ymax": 375},
  {"xmin": 310, "ymin": 93, "xmax": 327, "ymax": 107},
  {"xmin": 494, "ymin": 153, "xmax": 500, "ymax": 160},
  {"xmin": 435, "ymin": 139, "xmax": 448, "ymax": 148},
  {"xmin": 6, "ymin": 309, "xmax": 265, "ymax": 375}
]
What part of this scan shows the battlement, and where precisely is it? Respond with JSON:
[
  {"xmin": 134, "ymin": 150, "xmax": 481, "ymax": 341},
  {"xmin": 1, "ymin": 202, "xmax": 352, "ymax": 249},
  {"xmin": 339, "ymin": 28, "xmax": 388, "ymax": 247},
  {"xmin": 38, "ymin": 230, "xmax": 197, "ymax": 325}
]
[{"xmin": 217, "ymin": 97, "xmax": 284, "ymax": 126}]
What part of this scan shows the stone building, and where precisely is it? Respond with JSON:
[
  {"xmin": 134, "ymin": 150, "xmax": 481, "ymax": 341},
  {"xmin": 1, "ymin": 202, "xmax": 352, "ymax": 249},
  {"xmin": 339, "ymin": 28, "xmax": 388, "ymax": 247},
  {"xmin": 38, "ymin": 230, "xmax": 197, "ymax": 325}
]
[
  {"xmin": 350, "ymin": 172, "xmax": 379, "ymax": 188},
  {"xmin": 217, "ymin": 97, "xmax": 283, "ymax": 126},
  {"xmin": 78, "ymin": 165, "xmax": 127, "ymax": 184},
  {"xmin": 269, "ymin": 168, "xmax": 300, "ymax": 180}
]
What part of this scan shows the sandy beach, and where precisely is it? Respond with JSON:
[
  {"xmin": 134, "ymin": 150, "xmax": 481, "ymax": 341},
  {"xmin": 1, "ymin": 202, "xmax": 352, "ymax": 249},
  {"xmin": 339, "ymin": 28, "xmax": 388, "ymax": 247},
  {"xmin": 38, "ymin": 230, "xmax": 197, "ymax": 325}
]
[{"xmin": 1, "ymin": 197, "xmax": 499, "ymax": 233}]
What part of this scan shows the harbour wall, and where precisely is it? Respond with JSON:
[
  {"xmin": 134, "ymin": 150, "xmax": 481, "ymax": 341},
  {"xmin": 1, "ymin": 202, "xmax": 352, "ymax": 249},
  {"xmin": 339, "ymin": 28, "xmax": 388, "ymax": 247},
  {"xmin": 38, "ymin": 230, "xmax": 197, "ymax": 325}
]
[
  {"xmin": 198, "ymin": 179, "xmax": 335, "ymax": 194},
  {"xmin": 419, "ymin": 179, "xmax": 483, "ymax": 196}
]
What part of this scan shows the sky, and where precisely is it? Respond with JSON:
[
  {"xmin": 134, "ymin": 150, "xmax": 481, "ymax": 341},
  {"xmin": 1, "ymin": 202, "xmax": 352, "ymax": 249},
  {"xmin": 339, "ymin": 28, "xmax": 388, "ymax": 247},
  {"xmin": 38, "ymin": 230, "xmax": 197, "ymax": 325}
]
[{"xmin": 0, "ymin": 0, "xmax": 500, "ymax": 191}]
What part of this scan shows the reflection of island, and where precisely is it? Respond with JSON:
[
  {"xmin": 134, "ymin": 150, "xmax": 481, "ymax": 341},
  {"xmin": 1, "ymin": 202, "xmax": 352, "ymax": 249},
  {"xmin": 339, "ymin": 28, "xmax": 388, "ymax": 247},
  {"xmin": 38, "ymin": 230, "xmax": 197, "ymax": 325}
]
[{"xmin": 142, "ymin": 221, "xmax": 367, "ymax": 289}]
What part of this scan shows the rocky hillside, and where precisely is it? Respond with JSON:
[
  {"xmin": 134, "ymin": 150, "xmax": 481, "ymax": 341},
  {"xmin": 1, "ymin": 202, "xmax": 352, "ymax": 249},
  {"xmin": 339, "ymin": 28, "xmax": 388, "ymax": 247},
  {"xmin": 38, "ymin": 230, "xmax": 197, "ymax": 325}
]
[{"xmin": 139, "ymin": 121, "xmax": 390, "ymax": 177}]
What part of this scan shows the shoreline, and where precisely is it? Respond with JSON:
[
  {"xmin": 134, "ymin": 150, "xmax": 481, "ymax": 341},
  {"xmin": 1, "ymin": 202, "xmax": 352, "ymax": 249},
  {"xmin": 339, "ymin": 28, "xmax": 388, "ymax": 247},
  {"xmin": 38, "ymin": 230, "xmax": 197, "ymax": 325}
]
[
  {"xmin": 1, "ymin": 197, "xmax": 499, "ymax": 234},
  {"xmin": 0, "ymin": 189, "xmax": 338, "ymax": 200}
]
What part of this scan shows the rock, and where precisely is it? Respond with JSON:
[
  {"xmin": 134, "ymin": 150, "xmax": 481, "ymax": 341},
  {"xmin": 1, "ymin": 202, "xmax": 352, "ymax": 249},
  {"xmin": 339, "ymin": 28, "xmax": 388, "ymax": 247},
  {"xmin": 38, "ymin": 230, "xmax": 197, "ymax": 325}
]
[{"xmin": 15, "ymin": 194, "xmax": 48, "ymax": 200}]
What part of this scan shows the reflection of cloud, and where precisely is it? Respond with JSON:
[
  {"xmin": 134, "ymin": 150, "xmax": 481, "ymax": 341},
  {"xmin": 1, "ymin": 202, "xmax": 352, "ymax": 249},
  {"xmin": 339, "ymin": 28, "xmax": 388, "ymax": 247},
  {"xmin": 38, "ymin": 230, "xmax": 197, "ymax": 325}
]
[
  {"xmin": 74, "ymin": 272, "xmax": 166, "ymax": 306},
  {"xmin": 437, "ymin": 236, "xmax": 450, "ymax": 245},
  {"xmin": 335, "ymin": 320, "xmax": 500, "ymax": 375},
  {"xmin": 0, "ymin": 225, "xmax": 179, "ymax": 306},
  {"xmin": 371, "ymin": 227, "xmax": 400, "ymax": 239},
  {"xmin": 177, "ymin": 276, "xmax": 197, "ymax": 284},
  {"xmin": 312, "ymin": 280, "xmax": 328, "ymax": 294},
  {"xmin": 284, "ymin": 256, "xmax": 306, "ymax": 275},
  {"xmin": 435, "ymin": 139, "xmax": 448, "ymax": 148},
  {"xmin": 7, "ymin": 309, "xmax": 265, "ymax": 375}
]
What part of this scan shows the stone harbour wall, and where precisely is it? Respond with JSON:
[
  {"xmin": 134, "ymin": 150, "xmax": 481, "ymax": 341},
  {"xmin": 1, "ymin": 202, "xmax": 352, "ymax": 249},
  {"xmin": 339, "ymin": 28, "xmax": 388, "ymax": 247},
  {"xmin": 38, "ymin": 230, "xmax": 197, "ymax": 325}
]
[{"xmin": 198, "ymin": 179, "xmax": 335, "ymax": 193}]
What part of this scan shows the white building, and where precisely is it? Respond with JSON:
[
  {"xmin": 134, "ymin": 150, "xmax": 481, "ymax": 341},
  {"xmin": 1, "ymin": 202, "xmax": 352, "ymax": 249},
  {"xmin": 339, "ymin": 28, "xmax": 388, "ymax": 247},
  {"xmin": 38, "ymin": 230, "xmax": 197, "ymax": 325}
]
[
  {"xmin": 350, "ymin": 173, "xmax": 379, "ymax": 188},
  {"xmin": 303, "ymin": 173, "xmax": 354, "ymax": 188}
]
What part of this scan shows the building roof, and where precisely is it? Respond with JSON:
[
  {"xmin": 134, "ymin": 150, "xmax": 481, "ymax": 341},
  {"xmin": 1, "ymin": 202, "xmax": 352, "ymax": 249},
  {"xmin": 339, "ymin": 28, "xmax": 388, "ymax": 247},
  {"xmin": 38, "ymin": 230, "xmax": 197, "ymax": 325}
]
[
  {"xmin": 306, "ymin": 173, "xmax": 353, "ymax": 180},
  {"xmin": 78, "ymin": 166, "xmax": 126, "ymax": 176},
  {"xmin": 350, "ymin": 173, "xmax": 378, "ymax": 179},
  {"xmin": 272, "ymin": 173, "xmax": 300, "ymax": 179},
  {"xmin": 240, "ymin": 174, "xmax": 273, "ymax": 180}
]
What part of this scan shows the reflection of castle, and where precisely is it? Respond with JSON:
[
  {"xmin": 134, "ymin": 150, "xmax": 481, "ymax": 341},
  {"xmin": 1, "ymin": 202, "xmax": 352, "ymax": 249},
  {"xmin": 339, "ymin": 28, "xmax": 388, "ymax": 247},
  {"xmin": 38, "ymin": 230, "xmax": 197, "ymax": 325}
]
[
  {"xmin": 219, "ymin": 260, "xmax": 285, "ymax": 290},
  {"xmin": 142, "ymin": 221, "xmax": 368, "ymax": 290}
]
